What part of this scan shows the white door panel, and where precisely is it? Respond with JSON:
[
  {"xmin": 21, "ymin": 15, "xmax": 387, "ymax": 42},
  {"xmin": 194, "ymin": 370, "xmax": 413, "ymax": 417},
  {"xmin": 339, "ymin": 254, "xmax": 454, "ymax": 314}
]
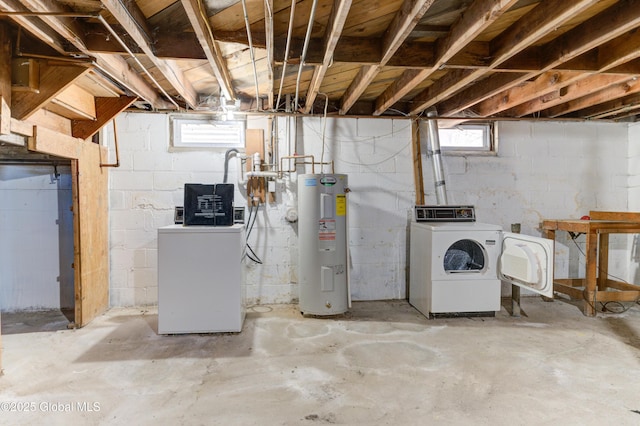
[{"xmin": 498, "ymin": 232, "xmax": 554, "ymax": 298}]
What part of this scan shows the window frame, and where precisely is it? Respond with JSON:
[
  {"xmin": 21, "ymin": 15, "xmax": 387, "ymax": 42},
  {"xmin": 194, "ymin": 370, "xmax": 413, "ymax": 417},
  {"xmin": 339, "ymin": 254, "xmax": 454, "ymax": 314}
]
[
  {"xmin": 169, "ymin": 114, "xmax": 246, "ymax": 150},
  {"xmin": 437, "ymin": 122, "xmax": 497, "ymax": 156}
]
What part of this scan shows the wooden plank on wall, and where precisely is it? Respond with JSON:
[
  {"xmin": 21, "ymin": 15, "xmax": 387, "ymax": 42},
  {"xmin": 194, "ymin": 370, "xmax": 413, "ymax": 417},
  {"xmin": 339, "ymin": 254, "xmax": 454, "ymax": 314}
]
[
  {"xmin": 71, "ymin": 159, "xmax": 81, "ymax": 328},
  {"xmin": 245, "ymin": 128, "xmax": 264, "ymax": 171},
  {"xmin": 28, "ymin": 125, "xmax": 82, "ymax": 159},
  {"xmin": 75, "ymin": 142, "xmax": 109, "ymax": 326},
  {"xmin": 47, "ymin": 84, "xmax": 97, "ymax": 121},
  {"xmin": 72, "ymin": 96, "xmax": 137, "ymax": 140},
  {"xmin": 12, "ymin": 63, "xmax": 91, "ymax": 121}
]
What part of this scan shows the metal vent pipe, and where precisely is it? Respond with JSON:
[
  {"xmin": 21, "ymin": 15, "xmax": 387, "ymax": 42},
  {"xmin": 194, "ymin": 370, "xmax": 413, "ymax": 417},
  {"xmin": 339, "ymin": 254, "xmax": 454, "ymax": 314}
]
[{"xmin": 426, "ymin": 109, "xmax": 448, "ymax": 205}]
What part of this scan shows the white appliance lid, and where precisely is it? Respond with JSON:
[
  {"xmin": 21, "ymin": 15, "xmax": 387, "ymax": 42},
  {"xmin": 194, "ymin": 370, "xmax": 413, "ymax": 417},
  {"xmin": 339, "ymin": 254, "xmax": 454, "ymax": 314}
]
[{"xmin": 413, "ymin": 221, "xmax": 503, "ymax": 232}]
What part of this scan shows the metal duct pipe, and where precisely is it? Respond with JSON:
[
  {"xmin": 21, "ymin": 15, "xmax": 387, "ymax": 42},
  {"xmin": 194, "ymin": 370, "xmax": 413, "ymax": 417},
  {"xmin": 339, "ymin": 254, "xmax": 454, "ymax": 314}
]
[{"xmin": 426, "ymin": 109, "xmax": 448, "ymax": 205}]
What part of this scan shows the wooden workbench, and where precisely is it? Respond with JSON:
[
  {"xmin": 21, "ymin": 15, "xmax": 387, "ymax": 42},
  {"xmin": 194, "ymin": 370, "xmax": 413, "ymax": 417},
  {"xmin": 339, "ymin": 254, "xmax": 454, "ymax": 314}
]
[{"xmin": 542, "ymin": 211, "xmax": 640, "ymax": 316}]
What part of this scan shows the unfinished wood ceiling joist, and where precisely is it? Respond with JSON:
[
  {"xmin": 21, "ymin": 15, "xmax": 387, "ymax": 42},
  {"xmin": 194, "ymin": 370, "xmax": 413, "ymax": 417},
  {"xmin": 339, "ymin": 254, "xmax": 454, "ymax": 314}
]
[{"xmin": 1, "ymin": 0, "xmax": 640, "ymax": 122}]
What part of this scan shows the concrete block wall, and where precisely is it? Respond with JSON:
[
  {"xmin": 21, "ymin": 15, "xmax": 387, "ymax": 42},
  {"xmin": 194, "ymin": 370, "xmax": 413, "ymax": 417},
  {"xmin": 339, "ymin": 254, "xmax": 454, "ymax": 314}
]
[
  {"xmin": 630, "ymin": 122, "xmax": 640, "ymax": 210},
  {"xmin": 109, "ymin": 114, "xmax": 632, "ymax": 307},
  {"xmin": 420, "ymin": 120, "xmax": 630, "ymax": 285},
  {"xmin": 296, "ymin": 117, "xmax": 415, "ymax": 300},
  {"xmin": 628, "ymin": 123, "xmax": 640, "ymax": 284},
  {"xmin": 108, "ymin": 113, "xmax": 252, "ymax": 305}
]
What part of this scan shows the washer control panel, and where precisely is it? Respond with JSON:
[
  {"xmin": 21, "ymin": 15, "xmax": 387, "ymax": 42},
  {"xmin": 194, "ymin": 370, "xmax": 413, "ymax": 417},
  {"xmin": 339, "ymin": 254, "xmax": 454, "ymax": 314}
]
[{"xmin": 414, "ymin": 205, "xmax": 476, "ymax": 222}]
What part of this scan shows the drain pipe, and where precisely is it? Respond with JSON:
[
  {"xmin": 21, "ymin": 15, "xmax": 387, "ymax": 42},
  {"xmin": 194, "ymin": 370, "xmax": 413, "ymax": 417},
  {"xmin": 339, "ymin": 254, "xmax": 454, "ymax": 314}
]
[{"xmin": 426, "ymin": 109, "xmax": 448, "ymax": 205}]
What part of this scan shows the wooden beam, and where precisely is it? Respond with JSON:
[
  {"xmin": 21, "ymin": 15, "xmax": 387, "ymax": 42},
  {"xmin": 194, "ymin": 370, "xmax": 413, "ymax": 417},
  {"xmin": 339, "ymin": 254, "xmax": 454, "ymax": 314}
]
[
  {"xmin": 0, "ymin": 22, "xmax": 11, "ymax": 134},
  {"xmin": 474, "ymin": 71, "xmax": 584, "ymax": 117},
  {"xmin": 490, "ymin": 0, "xmax": 600, "ymax": 67},
  {"xmin": 439, "ymin": 0, "xmax": 519, "ymax": 63},
  {"xmin": 375, "ymin": 0, "xmax": 519, "ymax": 116},
  {"xmin": 303, "ymin": 0, "xmax": 352, "ymax": 113},
  {"xmin": 28, "ymin": 124, "xmax": 82, "ymax": 158},
  {"xmin": 589, "ymin": 211, "xmax": 640, "ymax": 221},
  {"xmin": 92, "ymin": 54, "xmax": 174, "ymax": 110},
  {"xmin": 116, "ymin": 0, "xmax": 153, "ymax": 44},
  {"xmin": 11, "ymin": 61, "xmax": 90, "ymax": 120},
  {"xmin": 102, "ymin": 0, "xmax": 198, "ymax": 108},
  {"xmin": 593, "ymin": 100, "xmax": 640, "ymax": 120},
  {"xmin": 84, "ymin": 24, "xmax": 209, "ymax": 60},
  {"xmin": 1, "ymin": 0, "xmax": 171, "ymax": 110},
  {"xmin": 511, "ymin": 74, "xmax": 632, "ymax": 117},
  {"xmin": 429, "ymin": 0, "xmax": 640, "ymax": 117},
  {"xmin": 411, "ymin": 120, "xmax": 424, "ymax": 205},
  {"xmin": 275, "ymin": 38, "xmax": 493, "ymax": 70},
  {"xmin": 275, "ymin": 37, "xmax": 381, "ymax": 65},
  {"xmin": 414, "ymin": 0, "xmax": 600, "ymax": 116},
  {"xmin": 502, "ymin": 29, "xmax": 640, "ymax": 117},
  {"xmin": 566, "ymin": 90, "xmax": 640, "ymax": 119},
  {"xmin": 339, "ymin": 0, "xmax": 436, "ymax": 115},
  {"xmin": 18, "ymin": 0, "xmax": 89, "ymax": 51},
  {"xmin": 180, "ymin": 0, "xmax": 234, "ymax": 101},
  {"xmin": 0, "ymin": 0, "xmax": 70, "ymax": 55},
  {"xmin": 72, "ymin": 96, "xmax": 136, "ymax": 140},
  {"xmin": 594, "ymin": 27, "xmax": 640, "ymax": 71}
]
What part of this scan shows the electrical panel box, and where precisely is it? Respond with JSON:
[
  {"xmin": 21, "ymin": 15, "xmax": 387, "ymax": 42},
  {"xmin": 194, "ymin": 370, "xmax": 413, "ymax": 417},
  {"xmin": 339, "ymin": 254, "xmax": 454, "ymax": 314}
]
[{"xmin": 183, "ymin": 183, "xmax": 234, "ymax": 226}]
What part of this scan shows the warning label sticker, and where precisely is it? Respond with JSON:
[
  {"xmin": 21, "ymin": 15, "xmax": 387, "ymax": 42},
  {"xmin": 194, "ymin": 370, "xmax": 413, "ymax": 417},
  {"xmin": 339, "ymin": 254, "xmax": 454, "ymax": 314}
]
[{"xmin": 318, "ymin": 219, "xmax": 336, "ymax": 241}]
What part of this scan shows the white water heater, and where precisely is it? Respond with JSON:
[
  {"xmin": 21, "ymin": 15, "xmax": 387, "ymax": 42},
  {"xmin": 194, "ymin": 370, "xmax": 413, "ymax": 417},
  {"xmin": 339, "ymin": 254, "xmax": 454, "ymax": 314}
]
[{"xmin": 297, "ymin": 174, "xmax": 349, "ymax": 315}]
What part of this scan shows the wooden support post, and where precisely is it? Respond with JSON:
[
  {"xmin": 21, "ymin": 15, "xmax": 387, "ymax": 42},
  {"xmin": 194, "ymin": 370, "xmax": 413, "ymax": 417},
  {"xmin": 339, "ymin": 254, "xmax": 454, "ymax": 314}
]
[
  {"xmin": 28, "ymin": 125, "xmax": 109, "ymax": 327},
  {"xmin": 411, "ymin": 119, "xmax": 425, "ymax": 205},
  {"xmin": 584, "ymin": 230, "xmax": 598, "ymax": 316},
  {"xmin": 510, "ymin": 223, "xmax": 521, "ymax": 317},
  {"xmin": 598, "ymin": 233, "xmax": 609, "ymax": 292},
  {"xmin": 0, "ymin": 23, "xmax": 11, "ymax": 135}
]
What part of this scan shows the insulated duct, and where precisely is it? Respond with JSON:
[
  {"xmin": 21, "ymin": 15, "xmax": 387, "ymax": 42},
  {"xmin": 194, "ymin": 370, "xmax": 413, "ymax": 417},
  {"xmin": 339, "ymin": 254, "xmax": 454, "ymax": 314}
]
[{"xmin": 426, "ymin": 110, "xmax": 448, "ymax": 205}]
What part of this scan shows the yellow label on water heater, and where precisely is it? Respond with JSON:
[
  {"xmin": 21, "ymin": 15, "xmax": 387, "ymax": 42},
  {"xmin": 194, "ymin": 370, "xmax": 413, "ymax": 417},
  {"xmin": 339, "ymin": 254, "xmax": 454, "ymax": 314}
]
[{"xmin": 336, "ymin": 194, "xmax": 346, "ymax": 216}]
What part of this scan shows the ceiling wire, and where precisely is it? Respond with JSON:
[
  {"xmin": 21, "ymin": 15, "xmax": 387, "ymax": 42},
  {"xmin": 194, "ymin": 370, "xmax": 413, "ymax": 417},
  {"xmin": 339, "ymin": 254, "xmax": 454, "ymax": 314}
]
[
  {"xmin": 294, "ymin": 0, "xmax": 319, "ymax": 112},
  {"xmin": 241, "ymin": 0, "xmax": 261, "ymax": 111},
  {"xmin": 275, "ymin": 0, "xmax": 297, "ymax": 112}
]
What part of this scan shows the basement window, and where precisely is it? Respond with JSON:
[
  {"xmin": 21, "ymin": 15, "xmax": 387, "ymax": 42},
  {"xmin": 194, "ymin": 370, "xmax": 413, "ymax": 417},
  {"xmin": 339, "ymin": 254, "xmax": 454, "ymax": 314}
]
[
  {"xmin": 438, "ymin": 123, "xmax": 495, "ymax": 155},
  {"xmin": 170, "ymin": 115, "xmax": 245, "ymax": 149}
]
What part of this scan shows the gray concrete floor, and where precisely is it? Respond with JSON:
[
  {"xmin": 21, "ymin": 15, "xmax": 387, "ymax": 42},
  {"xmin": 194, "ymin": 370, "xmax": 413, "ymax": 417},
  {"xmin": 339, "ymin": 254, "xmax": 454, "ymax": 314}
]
[{"xmin": 1, "ymin": 298, "xmax": 640, "ymax": 425}]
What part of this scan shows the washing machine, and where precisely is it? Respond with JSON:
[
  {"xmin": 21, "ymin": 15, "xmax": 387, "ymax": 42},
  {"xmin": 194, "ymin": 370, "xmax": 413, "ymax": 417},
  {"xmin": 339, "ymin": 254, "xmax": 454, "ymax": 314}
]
[{"xmin": 409, "ymin": 206, "xmax": 554, "ymax": 318}]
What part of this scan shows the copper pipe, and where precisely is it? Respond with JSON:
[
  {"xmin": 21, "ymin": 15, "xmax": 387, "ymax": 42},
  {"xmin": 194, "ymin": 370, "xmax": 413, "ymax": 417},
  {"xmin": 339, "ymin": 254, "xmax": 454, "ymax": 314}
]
[{"xmin": 100, "ymin": 119, "xmax": 120, "ymax": 168}]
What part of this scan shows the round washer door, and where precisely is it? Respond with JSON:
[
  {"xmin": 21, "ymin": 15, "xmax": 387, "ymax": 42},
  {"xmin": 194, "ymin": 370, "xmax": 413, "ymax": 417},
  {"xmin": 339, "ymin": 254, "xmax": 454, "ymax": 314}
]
[{"xmin": 443, "ymin": 239, "xmax": 486, "ymax": 272}]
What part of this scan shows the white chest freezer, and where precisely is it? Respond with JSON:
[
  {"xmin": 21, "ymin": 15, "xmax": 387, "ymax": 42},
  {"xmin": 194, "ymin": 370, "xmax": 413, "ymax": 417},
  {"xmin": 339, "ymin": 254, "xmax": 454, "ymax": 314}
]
[{"xmin": 157, "ymin": 224, "xmax": 246, "ymax": 334}]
